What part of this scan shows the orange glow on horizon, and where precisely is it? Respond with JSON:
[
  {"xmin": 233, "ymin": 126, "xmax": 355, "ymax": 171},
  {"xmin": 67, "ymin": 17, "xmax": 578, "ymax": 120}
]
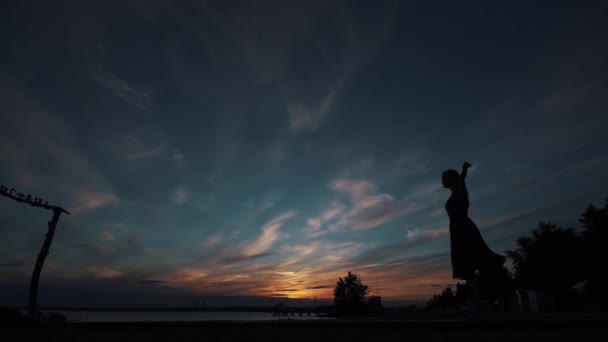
[{"xmin": 159, "ymin": 261, "xmax": 455, "ymax": 302}]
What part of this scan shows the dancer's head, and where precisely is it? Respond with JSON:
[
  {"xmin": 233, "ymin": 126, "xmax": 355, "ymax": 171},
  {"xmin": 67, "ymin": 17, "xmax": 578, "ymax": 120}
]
[{"xmin": 442, "ymin": 169, "xmax": 460, "ymax": 189}]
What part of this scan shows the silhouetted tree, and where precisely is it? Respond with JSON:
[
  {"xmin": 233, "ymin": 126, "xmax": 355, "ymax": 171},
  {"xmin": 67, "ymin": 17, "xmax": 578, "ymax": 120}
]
[
  {"xmin": 506, "ymin": 221, "xmax": 586, "ymax": 309},
  {"xmin": 333, "ymin": 271, "xmax": 369, "ymax": 315},
  {"xmin": 425, "ymin": 286, "xmax": 461, "ymax": 312},
  {"xmin": 579, "ymin": 199, "xmax": 608, "ymax": 308}
]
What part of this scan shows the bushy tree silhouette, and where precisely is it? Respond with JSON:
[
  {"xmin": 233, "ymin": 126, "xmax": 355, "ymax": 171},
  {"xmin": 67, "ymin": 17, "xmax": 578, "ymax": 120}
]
[
  {"xmin": 333, "ymin": 271, "xmax": 369, "ymax": 315},
  {"xmin": 579, "ymin": 199, "xmax": 608, "ymax": 308},
  {"xmin": 506, "ymin": 221, "xmax": 586, "ymax": 309},
  {"xmin": 426, "ymin": 286, "xmax": 460, "ymax": 312}
]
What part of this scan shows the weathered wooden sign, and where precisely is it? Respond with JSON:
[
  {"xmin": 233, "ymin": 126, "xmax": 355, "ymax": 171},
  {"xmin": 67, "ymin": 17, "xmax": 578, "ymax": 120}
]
[
  {"xmin": 0, "ymin": 185, "xmax": 68, "ymax": 213},
  {"xmin": 1, "ymin": 184, "xmax": 70, "ymax": 322}
]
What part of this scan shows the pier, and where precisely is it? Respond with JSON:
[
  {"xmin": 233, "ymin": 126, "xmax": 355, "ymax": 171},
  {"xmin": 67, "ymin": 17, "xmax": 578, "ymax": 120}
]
[{"xmin": 271, "ymin": 307, "xmax": 318, "ymax": 317}]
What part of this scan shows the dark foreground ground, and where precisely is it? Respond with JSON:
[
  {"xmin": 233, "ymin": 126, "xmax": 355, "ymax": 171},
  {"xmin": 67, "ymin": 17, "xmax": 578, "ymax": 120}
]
[{"xmin": 3, "ymin": 315, "xmax": 608, "ymax": 342}]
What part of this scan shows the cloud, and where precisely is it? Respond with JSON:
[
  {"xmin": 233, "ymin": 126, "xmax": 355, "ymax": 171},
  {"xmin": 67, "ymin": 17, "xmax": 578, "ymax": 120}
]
[
  {"xmin": 172, "ymin": 185, "xmax": 189, "ymax": 205},
  {"xmin": 406, "ymin": 226, "xmax": 449, "ymax": 240},
  {"xmin": 172, "ymin": 150, "xmax": 185, "ymax": 161},
  {"xmin": 97, "ymin": 231, "xmax": 116, "ymax": 241},
  {"xmin": 85, "ymin": 266, "xmax": 122, "ymax": 279},
  {"xmin": 274, "ymin": 289, "xmax": 299, "ymax": 292},
  {"xmin": 403, "ymin": 183, "xmax": 442, "ymax": 201},
  {"xmin": 88, "ymin": 71, "xmax": 151, "ymax": 111},
  {"xmin": 331, "ymin": 179, "xmax": 378, "ymax": 199},
  {"xmin": 137, "ymin": 279, "xmax": 166, "ymax": 285},
  {"xmin": 167, "ymin": 1, "xmax": 397, "ymax": 134},
  {"xmin": 71, "ymin": 191, "xmax": 119, "ymax": 213},
  {"xmin": 350, "ymin": 237, "xmax": 439, "ymax": 268},
  {"xmin": 345, "ymin": 194, "xmax": 399, "ymax": 230},
  {"xmin": 241, "ymin": 211, "xmax": 297, "ymax": 256},
  {"xmin": 306, "ymin": 285, "xmax": 333, "ymax": 290},
  {"xmin": 287, "ymin": 87, "xmax": 340, "ymax": 133},
  {"xmin": 201, "ymin": 232, "xmax": 224, "ymax": 249},
  {"xmin": 307, "ymin": 218, "xmax": 321, "ymax": 231},
  {"xmin": 120, "ymin": 124, "xmax": 171, "ymax": 161},
  {"xmin": 220, "ymin": 252, "xmax": 275, "ymax": 264},
  {"xmin": 315, "ymin": 179, "xmax": 425, "ymax": 233},
  {"xmin": 279, "ymin": 242, "xmax": 319, "ymax": 258},
  {"xmin": 320, "ymin": 201, "xmax": 346, "ymax": 221},
  {"xmin": 242, "ymin": 197, "xmax": 255, "ymax": 208},
  {"xmin": 284, "ymin": 3, "xmax": 399, "ymax": 134},
  {"xmin": 131, "ymin": 268, "xmax": 211, "ymax": 291},
  {"xmin": 306, "ymin": 199, "xmax": 346, "ymax": 232},
  {"xmin": 164, "ymin": 268, "xmax": 209, "ymax": 283}
]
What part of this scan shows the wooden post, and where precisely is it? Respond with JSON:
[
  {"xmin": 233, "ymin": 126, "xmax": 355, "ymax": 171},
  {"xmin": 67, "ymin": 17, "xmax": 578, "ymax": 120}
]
[
  {"xmin": 1, "ymin": 186, "xmax": 70, "ymax": 322},
  {"xmin": 27, "ymin": 208, "xmax": 63, "ymax": 321}
]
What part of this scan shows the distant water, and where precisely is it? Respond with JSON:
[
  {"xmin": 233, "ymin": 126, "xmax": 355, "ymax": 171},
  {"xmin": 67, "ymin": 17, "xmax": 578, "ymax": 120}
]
[{"xmin": 56, "ymin": 310, "xmax": 333, "ymax": 322}]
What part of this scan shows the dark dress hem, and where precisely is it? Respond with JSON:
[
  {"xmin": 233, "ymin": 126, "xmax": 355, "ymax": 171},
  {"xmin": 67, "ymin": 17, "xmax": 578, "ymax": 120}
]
[{"xmin": 446, "ymin": 186, "xmax": 505, "ymax": 280}]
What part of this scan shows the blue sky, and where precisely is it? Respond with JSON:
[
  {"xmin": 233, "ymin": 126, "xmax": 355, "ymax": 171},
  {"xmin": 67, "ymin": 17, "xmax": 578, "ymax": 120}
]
[{"xmin": 1, "ymin": 1, "xmax": 607, "ymax": 307}]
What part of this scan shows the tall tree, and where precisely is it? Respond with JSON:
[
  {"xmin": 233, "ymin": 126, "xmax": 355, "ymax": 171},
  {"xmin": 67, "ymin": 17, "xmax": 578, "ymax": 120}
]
[
  {"xmin": 579, "ymin": 199, "xmax": 608, "ymax": 308},
  {"xmin": 333, "ymin": 271, "xmax": 369, "ymax": 314},
  {"xmin": 506, "ymin": 221, "xmax": 585, "ymax": 308}
]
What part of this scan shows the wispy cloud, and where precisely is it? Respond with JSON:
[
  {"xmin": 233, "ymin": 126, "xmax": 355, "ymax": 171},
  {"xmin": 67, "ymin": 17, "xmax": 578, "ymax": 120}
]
[
  {"xmin": 97, "ymin": 231, "xmax": 116, "ymax": 241},
  {"xmin": 403, "ymin": 183, "xmax": 442, "ymax": 202},
  {"xmin": 201, "ymin": 232, "xmax": 224, "ymax": 249},
  {"xmin": 175, "ymin": 1, "xmax": 397, "ymax": 134},
  {"xmin": 306, "ymin": 285, "xmax": 333, "ymax": 290},
  {"xmin": 242, "ymin": 211, "xmax": 297, "ymax": 256},
  {"xmin": 71, "ymin": 191, "xmax": 119, "ymax": 213},
  {"xmin": 306, "ymin": 199, "xmax": 346, "ymax": 232},
  {"xmin": 172, "ymin": 185, "xmax": 189, "ymax": 205},
  {"xmin": 85, "ymin": 266, "xmax": 122, "ymax": 279},
  {"xmin": 350, "ymin": 237, "xmax": 438, "ymax": 268},
  {"xmin": 287, "ymin": 86, "xmax": 341, "ymax": 133},
  {"xmin": 310, "ymin": 179, "xmax": 424, "ymax": 233},
  {"xmin": 220, "ymin": 252, "xmax": 275, "ymax": 264},
  {"xmin": 88, "ymin": 71, "xmax": 151, "ymax": 111},
  {"xmin": 406, "ymin": 226, "xmax": 448, "ymax": 240},
  {"xmin": 163, "ymin": 268, "xmax": 209, "ymax": 284},
  {"xmin": 120, "ymin": 124, "xmax": 171, "ymax": 161},
  {"xmin": 331, "ymin": 179, "xmax": 379, "ymax": 199},
  {"xmin": 138, "ymin": 279, "xmax": 166, "ymax": 286},
  {"xmin": 285, "ymin": 4, "xmax": 399, "ymax": 133}
]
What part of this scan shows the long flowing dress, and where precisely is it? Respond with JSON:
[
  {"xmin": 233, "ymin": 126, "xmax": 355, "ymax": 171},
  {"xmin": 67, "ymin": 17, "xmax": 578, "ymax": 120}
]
[{"xmin": 446, "ymin": 181, "xmax": 505, "ymax": 280}]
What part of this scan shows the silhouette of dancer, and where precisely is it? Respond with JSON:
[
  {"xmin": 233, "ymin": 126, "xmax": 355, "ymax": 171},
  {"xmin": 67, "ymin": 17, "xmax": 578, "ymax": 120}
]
[{"xmin": 442, "ymin": 162, "xmax": 505, "ymax": 281}]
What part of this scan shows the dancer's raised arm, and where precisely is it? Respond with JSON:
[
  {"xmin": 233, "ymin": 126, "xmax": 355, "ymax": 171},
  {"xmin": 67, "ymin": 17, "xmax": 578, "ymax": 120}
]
[{"xmin": 461, "ymin": 162, "xmax": 472, "ymax": 182}]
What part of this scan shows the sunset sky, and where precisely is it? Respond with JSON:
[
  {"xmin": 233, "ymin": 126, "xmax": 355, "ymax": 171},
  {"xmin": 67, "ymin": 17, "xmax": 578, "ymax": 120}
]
[{"xmin": 1, "ymin": 1, "xmax": 607, "ymax": 307}]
